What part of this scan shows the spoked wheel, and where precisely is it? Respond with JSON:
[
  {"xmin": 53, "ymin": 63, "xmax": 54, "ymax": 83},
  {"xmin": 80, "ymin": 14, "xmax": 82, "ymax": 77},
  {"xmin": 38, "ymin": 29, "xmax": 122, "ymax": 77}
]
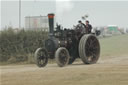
[
  {"xmin": 79, "ymin": 34, "xmax": 100, "ymax": 64},
  {"xmin": 55, "ymin": 47, "xmax": 70, "ymax": 67},
  {"xmin": 35, "ymin": 48, "xmax": 48, "ymax": 67}
]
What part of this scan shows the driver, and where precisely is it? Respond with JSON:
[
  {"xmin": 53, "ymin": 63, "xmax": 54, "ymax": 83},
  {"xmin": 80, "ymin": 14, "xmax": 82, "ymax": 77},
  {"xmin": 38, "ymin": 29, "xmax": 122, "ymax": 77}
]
[{"xmin": 76, "ymin": 20, "xmax": 86, "ymax": 33}]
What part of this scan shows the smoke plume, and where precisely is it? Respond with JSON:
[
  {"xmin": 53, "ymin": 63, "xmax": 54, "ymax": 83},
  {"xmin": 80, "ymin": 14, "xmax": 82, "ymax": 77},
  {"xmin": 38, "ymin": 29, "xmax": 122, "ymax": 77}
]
[{"xmin": 56, "ymin": 0, "xmax": 74, "ymax": 26}]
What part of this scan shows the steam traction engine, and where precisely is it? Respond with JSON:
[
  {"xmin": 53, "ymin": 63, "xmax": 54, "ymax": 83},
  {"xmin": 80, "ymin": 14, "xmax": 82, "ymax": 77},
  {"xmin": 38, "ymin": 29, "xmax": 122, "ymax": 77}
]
[{"xmin": 35, "ymin": 14, "xmax": 100, "ymax": 67}]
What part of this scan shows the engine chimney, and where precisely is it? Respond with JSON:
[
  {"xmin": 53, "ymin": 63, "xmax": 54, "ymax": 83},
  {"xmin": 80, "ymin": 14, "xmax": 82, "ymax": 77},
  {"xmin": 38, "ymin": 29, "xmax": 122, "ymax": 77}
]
[{"xmin": 48, "ymin": 13, "xmax": 55, "ymax": 37}]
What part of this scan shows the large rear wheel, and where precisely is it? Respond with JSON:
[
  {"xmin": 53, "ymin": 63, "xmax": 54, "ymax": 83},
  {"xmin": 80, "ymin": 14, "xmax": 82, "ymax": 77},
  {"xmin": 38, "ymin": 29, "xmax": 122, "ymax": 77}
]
[
  {"xmin": 35, "ymin": 48, "xmax": 48, "ymax": 67},
  {"xmin": 79, "ymin": 34, "xmax": 100, "ymax": 64}
]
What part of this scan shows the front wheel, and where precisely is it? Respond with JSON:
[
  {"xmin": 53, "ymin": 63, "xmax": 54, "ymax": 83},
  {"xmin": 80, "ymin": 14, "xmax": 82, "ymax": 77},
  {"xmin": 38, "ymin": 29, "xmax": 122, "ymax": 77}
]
[
  {"xmin": 55, "ymin": 47, "xmax": 70, "ymax": 67},
  {"xmin": 35, "ymin": 48, "xmax": 48, "ymax": 67}
]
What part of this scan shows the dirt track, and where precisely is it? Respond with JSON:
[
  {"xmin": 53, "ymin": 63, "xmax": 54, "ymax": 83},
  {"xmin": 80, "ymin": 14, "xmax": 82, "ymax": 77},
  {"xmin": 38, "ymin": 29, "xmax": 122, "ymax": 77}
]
[{"xmin": 1, "ymin": 56, "xmax": 128, "ymax": 85}]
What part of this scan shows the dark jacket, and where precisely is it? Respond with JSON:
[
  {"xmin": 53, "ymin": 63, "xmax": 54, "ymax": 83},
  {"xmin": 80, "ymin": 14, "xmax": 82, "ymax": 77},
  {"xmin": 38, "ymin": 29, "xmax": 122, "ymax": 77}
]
[{"xmin": 85, "ymin": 24, "xmax": 92, "ymax": 34}]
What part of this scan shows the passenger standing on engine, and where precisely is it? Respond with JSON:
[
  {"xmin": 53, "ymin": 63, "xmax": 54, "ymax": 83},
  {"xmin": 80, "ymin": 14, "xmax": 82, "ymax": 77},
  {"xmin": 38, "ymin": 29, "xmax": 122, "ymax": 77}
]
[
  {"xmin": 85, "ymin": 20, "xmax": 92, "ymax": 34},
  {"xmin": 75, "ymin": 20, "xmax": 86, "ymax": 40},
  {"xmin": 76, "ymin": 20, "xmax": 86, "ymax": 33}
]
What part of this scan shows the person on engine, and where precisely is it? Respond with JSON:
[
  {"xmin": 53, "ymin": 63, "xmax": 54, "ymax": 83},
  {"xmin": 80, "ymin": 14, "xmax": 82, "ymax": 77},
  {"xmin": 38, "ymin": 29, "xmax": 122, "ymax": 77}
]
[
  {"xmin": 76, "ymin": 20, "xmax": 86, "ymax": 33},
  {"xmin": 85, "ymin": 20, "xmax": 92, "ymax": 34}
]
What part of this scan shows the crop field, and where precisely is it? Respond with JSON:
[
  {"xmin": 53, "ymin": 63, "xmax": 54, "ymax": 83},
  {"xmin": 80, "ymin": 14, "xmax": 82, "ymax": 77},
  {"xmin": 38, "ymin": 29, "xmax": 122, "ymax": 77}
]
[{"xmin": 0, "ymin": 34, "xmax": 128, "ymax": 85}]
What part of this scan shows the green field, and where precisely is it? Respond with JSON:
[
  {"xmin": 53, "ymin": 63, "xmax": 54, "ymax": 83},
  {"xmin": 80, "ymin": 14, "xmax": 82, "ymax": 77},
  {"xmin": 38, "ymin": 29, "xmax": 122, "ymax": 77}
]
[{"xmin": 100, "ymin": 34, "xmax": 128, "ymax": 58}]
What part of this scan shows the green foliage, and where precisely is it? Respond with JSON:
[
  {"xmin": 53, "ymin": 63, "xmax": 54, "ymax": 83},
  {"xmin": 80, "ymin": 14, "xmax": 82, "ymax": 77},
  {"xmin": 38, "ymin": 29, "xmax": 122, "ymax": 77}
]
[{"xmin": 0, "ymin": 28, "xmax": 48, "ymax": 63}]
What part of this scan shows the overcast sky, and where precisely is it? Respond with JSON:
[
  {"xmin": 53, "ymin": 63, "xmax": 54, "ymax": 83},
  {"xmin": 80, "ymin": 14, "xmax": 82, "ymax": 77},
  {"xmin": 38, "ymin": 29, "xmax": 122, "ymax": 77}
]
[{"xmin": 1, "ymin": 0, "xmax": 128, "ymax": 30}]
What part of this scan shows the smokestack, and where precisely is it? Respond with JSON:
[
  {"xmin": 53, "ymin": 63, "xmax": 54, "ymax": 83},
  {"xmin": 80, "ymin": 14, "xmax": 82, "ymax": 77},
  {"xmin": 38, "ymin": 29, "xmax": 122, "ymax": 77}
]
[{"xmin": 48, "ymin": 13, "xmax": 55, "ymax": 37}]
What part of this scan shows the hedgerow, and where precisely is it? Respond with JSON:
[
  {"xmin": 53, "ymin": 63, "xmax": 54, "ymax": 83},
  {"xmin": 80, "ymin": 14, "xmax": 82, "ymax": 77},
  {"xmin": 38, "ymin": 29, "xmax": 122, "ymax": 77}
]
[{"xmin": 0, "ymin": 28, "xmax": 48, "ymax": 63}]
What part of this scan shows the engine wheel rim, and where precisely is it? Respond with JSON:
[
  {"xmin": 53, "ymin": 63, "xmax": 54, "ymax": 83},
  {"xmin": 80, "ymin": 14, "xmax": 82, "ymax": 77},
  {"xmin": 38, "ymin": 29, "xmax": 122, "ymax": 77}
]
[
  {"xmin": 36, "ymin": 49, "xmax": 47, "ymax": 66},
  {"xmin": 85, "ymin": 36, "xmax": 100, "ymax": 63},
  {"xmin": 58, "ymin": 49, "xmax": 68, "ymax": 65}
]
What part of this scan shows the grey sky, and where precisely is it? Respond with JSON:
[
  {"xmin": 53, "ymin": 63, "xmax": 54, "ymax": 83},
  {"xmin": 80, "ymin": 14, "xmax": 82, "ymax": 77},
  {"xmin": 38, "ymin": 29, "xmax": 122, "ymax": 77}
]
[{"xmin": 1, "ymin": 0, "xmax": 128, "ymax": 30}]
